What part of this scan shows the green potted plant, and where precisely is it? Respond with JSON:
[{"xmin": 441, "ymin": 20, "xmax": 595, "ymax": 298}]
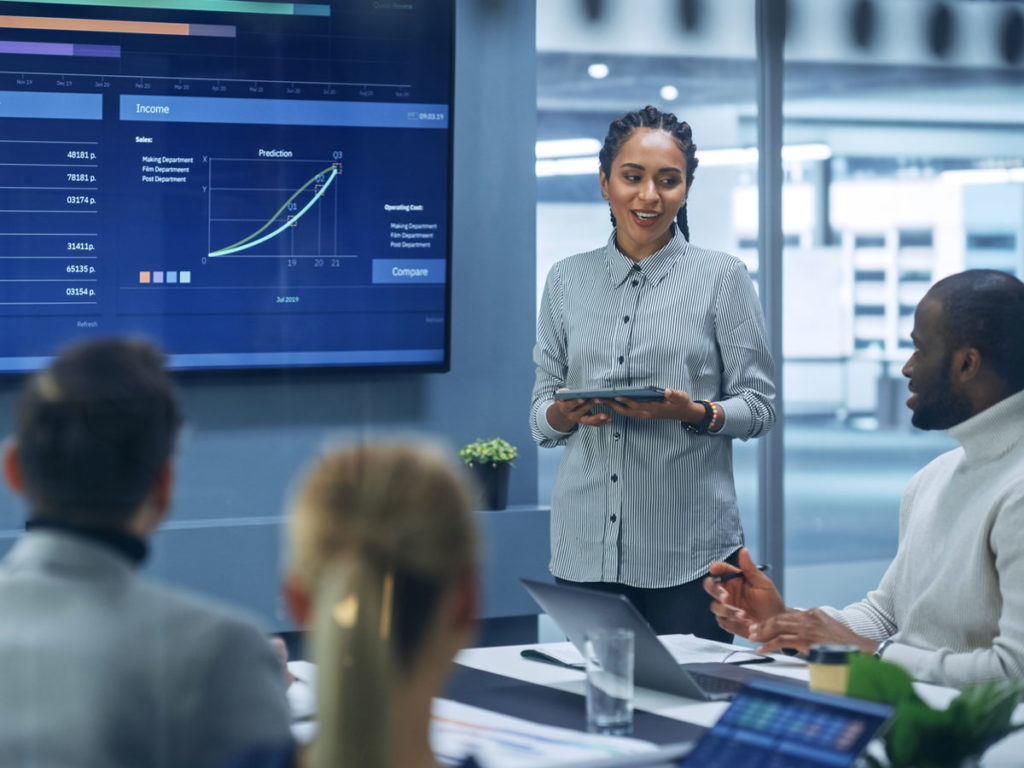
[
  {"xmin": 846, "ymin": 652, "xmax": 1024, "ymax": 768},
  {"xmin": 458, "ymin": 437, "xmax": 518, "ymax": 510}
]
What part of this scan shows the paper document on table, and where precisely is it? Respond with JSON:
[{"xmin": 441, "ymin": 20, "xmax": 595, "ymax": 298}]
[
  {"xmin": 657, "ymin": 634, "xmax": 779, "ymax": 665},
  {"xmin": 431, "ymin": 698, "xmax": 657, "ymax": 767},
  {"xmin": 286, "ymin": 660, "xmax": 317, "ymax": 744}
]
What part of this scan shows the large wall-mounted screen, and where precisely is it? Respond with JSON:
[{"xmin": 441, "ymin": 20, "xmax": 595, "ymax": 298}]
[{"xmin": 0, "ymin": 0, "xmax": 452, "ymax": 372}]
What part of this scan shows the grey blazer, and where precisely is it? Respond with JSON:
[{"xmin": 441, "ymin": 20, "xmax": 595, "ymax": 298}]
[{"xmin": 0, "ymin": 530, "xmax": 292, "ymax": 768}]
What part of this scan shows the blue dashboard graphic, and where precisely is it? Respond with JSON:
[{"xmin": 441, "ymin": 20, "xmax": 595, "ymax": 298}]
[{"xmin": 0, "ymin": 0, "xmax": 452, "ymax": 371}]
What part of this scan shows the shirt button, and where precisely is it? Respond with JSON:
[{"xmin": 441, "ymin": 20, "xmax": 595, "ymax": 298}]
[
  {"xmin": 613, "ymin": 432, "xmax": 621, "ymax": 440},
  {"xmin": 623, "ymin": 315, "xmax": 630, "ymax": 323},
  {"xmin": 610, "ymin": 515, "xmax": 617, "ymax": 523},
  {"xmin": 618, "ymin": 355, "xmax": 624, "ymax": 364},
  {"xmin": 610, "ymin": 474, "xmax": 618, "ymax": 482},
  {"xmin": 631, "ymin": 280, "xmax": 639, "ymax": 287}
]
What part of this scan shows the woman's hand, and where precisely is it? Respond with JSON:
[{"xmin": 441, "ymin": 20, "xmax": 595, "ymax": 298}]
[
  {"xmin": 604, "ymin": 388, "xmax": 704, "ymax": 423},
  {"xmin": 546, "ymin": 391, "xmax": 612, "ymax": 432}
]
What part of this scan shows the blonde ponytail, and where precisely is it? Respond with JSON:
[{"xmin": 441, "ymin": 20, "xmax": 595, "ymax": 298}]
[
  {"xmin": 309, "ymin": 559, "xmax": 397, "ymax": 768},
  {"xmin": 289, "ymin": 442, "xmax": 477, "ymax": 768}
]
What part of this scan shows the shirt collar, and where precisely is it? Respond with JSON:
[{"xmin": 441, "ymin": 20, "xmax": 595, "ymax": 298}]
[
  {"xmin": 947, "ymin": 388, "xmax": 1024, "ymax": 464},
  {"xmin": 603, "ymin": 225, "xmax": 687, "ymax": 288},
  {"xmin": 25, "ymin": 518, "xmax": 148, "ymax": 566}
]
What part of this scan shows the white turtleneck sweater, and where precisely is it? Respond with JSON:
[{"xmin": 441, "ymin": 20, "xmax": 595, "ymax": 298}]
[{"xmin": 822, "ymin": 388, "xmax": 1024, "ymax": 688}]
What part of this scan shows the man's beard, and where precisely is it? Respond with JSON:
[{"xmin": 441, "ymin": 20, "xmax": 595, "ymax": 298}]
[{"xmin": 910, "ymin": 355, "xmax": 974, "ymax": 430}]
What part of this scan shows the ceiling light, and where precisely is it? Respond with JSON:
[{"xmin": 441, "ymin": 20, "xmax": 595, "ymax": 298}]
[
  {"xmin": 696, "ymin": 144, "xmax": 833, "ymax": 167},
  {"xmin": 696, "ymin": 147, "xmax": 759, "ymax": 167},
  {"xmin": 587, "ymin": 62, "xmax": 609, "ymax": 79},
  {"xmin": 536, "ymin": 156, "xmax": 600, "ymax": 177},
  {"xmin": 660, "ymin": 85, "xmax": 679, "ymax": 101},
  {"xmin": 535, "ymin": 138, "xmax": 603, "ymax": 159},
  {"xmin": 940, "ymin": 167, "xmax": 1024, "ymax": 185}
]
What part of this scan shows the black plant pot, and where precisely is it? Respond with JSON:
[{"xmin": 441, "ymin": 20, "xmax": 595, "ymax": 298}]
[{"xmin": 469, "ymin": 461, "xmax": 511, "ymax": 510}]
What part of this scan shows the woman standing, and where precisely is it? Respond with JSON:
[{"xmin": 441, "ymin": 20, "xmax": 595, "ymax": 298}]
[{"xmin": 530, "ymin": 106, "xmax": 775, "ymax": 640}]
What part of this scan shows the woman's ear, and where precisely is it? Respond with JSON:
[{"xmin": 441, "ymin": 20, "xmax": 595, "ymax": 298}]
[
  {"xmin": 452, "ymin": 571, "xmax": 478, "ymax": 633},
  {"xmin": 284, "ymin": 573, "xmax": 312, "ymax": 627},
  {"xmin": 599, "ymin": 170, "xmax": 610, "ymax": 200},
  {"xmin": 3, "ymin": 440, "xmax": 24, "ymax": 496}
]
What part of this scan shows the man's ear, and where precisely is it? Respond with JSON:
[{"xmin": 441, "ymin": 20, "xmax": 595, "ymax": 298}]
[
  {"xmin": 953, "ymin": 347, "xmax": 982, "ymax": 383},
  {"xmin": 127, "ymin": 461, "xmax": 174, "ymax": 538},
  {"xmin": 284, "ymin": 573, "xmax": 312, "ymax": 627},
  {"xmin": 144, "ymin": 461, "xmax": 173, "ymax": 531},
  {"xmin": 153, "ymin": 461, "xmax": 173, "ymax": 511},
  {"xmin": 3, "ymin": 440, "xmax": 24, "ymax": 496}
]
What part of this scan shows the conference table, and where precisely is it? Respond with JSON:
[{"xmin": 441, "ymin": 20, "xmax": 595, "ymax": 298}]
[{"xmin": 438, "ymin": 636, "xmax": 1024, "ymax": 768}]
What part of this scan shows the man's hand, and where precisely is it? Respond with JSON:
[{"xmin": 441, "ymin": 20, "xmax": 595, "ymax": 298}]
[
  {"xmin": 748, "ymin": 609, "xmax": 879, "ymax": 656},
  {"xmin": 603, "ymin": 388, "xmax": 702, "ymax": 423},
  {"xmin": 703, "ymin": 547, "xmax": 786, "ymax": 638}
]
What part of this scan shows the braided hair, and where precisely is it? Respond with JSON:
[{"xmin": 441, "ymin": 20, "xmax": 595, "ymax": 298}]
[{"xmin": 598, "ymin": 105, "xmax": 698, "ymax": 241}]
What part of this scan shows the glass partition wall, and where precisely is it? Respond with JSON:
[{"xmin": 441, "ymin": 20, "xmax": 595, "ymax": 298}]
[
  {"xmin": 779, "ymin": 0, "xmax": 1024, "ymax": 608},
  {"xmin": 536, "ymin": 0, "xmax": 1024, "ymax": 606}
]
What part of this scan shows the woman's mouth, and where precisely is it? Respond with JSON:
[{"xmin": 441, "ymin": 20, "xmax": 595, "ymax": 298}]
[{"xmin": 631, "ymin": 211, "xmax": 660, "ymax": 226}]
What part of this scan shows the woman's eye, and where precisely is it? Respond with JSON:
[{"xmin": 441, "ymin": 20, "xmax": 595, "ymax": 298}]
[
  {"xmin": 660, "ymin": 177, "xmax": 680, "ymax": 186},
  {"xmin": 624, "ymin": 174, "xmax": 641, "ymax": 182}
]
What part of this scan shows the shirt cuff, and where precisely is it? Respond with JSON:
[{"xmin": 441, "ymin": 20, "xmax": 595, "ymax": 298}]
[
  {"xmin": 875, "ymin": 642, "xmax": 921, "ymax": 677},
  {"xmin": 715, "ymin": 397, "xmax": 753, "ymax": 439},
  {"xmin": 535, "ymin": 398, "xmax": 576, "ymax": 442}
]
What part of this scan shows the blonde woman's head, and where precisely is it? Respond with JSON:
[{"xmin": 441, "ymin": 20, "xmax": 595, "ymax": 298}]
[{"xmin": 285, "ymin": 442, "xmax": 478, "ymax": 768}]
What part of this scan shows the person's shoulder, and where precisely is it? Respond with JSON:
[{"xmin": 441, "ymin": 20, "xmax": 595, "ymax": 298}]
[
  {"xmin": 541, "ymin": 246, "xmax": 609, "ymax": 296},
  {"xmin": 684, "ymin": 241, "xmax": 748, "ymax": 275},
  {"xmin": 133, "ymin": 575, "xmax": 269, "ymax": 641},
  {"xmin": 910, "ymin": 444, "xmax": 965, "ymax": 484},
  {"xmin": 553, "ymin": 245, "xmax": 607, "ymax": 273}
]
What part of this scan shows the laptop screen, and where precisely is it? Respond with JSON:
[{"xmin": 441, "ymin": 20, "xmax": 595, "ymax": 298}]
[{"xmin": 679, "ymin": 678, "xmax": 891, "ymax": 768}]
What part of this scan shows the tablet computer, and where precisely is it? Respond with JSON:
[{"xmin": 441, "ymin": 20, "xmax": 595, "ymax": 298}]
[{"xmin": 554, "ymin": 386, "xmax": 666, "ymax": 402}]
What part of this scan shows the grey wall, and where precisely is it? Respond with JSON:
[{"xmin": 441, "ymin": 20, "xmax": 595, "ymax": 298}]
[{"xmin": 0, "ymin": 0, "xmax": 538, "ymax": 632}]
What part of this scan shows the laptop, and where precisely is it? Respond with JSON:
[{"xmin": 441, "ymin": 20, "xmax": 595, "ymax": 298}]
[
  {"xmin": 678, "ymin": 677, "xmax": 892, "ymax": 767},
  {"xmin": 520, "ymin": 578, "xmax": 806, "ymax": 701}
]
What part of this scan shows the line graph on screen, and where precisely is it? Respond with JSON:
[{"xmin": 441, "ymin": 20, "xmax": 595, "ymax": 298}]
[{"xmin": 206, "ymin": 157, "xmax": 350, "ymax": 260}]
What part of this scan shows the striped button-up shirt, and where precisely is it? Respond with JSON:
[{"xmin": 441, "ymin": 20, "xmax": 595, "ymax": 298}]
[{"xmin": 530, "ymin": 231, "xmax": 775, "ymax": 588}]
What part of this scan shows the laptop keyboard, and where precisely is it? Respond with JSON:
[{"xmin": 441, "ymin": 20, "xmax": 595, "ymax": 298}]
[{"xmin": 687, "ymin": 670, "xmax": 744, "ymax": 696}]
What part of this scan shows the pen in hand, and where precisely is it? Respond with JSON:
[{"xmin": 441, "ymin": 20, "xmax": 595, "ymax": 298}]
[{"xmin": 711, "ymin": 564, "xmax": 770, "ymax": 583}]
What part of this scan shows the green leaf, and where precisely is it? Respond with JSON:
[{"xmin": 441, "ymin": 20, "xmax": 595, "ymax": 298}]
[
  {"xmin": 847, "ymin": 653, "xmax": 920, "ymax": 706},
  {"xmin": 459, "ymin": 437, "xmax": 518, "ymax": 465},
  {"xmin": 949, "ymin": 679, "xmax": 1024, "ymax": 752},
  {"xmin": 846, "ymin": 656, "xmax": 1024, "ymax": 767}
]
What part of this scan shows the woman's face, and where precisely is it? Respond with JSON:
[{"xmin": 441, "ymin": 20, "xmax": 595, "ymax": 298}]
[{"xmin": 599, "ymin": 127, "xmax": 689, "ymax": 261}]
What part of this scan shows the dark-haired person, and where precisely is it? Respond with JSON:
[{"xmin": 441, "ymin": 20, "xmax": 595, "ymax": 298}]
[
  {"xmin": 530, "ymin": 106, "xmax": 775, "ymax": 639},
  {"xmin": 706, "ymin": 270, "xmax": 1024, "ymax": 687},
  {"xmin": 0, "ymin": 338, "xmax": 291, "ymax": 767}
]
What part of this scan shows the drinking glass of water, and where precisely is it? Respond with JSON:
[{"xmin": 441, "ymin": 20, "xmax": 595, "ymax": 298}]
[{"xmin": 584, "ymin": 627, "xmax": 634, "ymax": 735}]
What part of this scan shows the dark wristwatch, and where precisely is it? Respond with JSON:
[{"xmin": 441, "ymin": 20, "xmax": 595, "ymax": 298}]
[{"xmin": 682, "ymin": 400, "xmax": 713, "ymax": 434}]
